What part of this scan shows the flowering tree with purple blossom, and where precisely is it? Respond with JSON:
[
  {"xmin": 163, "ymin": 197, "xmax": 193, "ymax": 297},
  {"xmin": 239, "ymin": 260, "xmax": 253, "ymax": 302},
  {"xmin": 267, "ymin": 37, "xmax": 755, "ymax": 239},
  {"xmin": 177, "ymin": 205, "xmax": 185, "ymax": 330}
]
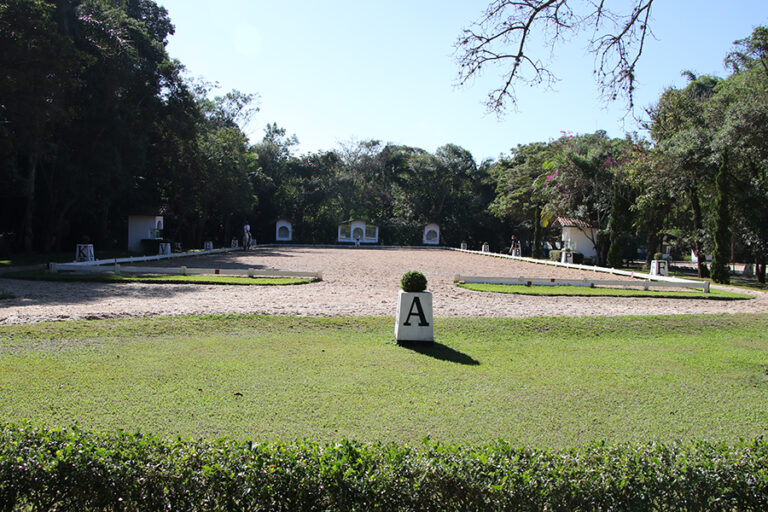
[{"xmin": 537, "ymin": 131, "xmax": 644, "ymax": 264}]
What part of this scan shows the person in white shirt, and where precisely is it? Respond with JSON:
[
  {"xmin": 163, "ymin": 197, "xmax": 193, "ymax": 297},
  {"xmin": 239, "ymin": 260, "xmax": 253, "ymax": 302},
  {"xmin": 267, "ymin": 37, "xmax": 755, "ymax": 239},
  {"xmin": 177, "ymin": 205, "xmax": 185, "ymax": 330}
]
[{"xmin": 243, "ymin": 222, "xmax": 252, "ymax": 250}]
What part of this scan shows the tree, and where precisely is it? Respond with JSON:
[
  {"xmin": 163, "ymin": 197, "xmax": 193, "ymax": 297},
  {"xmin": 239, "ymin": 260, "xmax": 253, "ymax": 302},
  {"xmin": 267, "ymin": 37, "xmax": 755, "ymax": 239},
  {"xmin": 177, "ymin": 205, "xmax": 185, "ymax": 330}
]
[
  {"xmin": 488, "ymin": 141, "xmax": 555, "ymax": 255},
  {"xmin": 0, "ymin": 0, "xmax": 90, "ymax": 251},
  {"xmin": 0, "ymin": 0, "xmax": 192, "ymax": 252},
  {"xmin": 626, "ymin": 149, "xmax": 674, "ymax": 268},
  {"xmin": 645, "ymin": 73, "xmax": 720, "ymax": 277},
  {"xmin": 710, "ymin": 155, "xmax": 731, "ymax": 284},
  {"xmin": 539, "ymin": 131, "xmax": 640, "ymax": 264},
  {"xmin": 709, "ymin": 26, "xmax": 768, "ymax": 282},
  {"xmin": 456, "ymin": 0, "xmax": 655, "ymax": 112}
]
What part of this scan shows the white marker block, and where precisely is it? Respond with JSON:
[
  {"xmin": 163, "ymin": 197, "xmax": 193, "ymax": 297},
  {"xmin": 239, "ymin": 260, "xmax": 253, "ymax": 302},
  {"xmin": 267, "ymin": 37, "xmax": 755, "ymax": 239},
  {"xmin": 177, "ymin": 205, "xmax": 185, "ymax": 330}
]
[
  {"xmin": 76, "ymin": 244, "xmax": 94, "ymax": 262},
  {"xmin": 395, "ymin": 290, "xmax": 433, "ymax": 343}
]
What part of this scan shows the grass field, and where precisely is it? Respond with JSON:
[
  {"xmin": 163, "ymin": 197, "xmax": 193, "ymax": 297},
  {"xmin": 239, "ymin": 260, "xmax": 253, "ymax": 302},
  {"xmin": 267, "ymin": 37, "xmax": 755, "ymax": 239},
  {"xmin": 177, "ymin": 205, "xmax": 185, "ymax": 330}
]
[
  {"xmin": 458, "ymin": 282, "xmax": 752, "ymax": 299},
  {"xmin": 2, "ymin": 269, "xmax": 315, "ymax": 286},
  {"xmin": 1, "ymin": 313, "xmax": 767, "ymax": 448}
]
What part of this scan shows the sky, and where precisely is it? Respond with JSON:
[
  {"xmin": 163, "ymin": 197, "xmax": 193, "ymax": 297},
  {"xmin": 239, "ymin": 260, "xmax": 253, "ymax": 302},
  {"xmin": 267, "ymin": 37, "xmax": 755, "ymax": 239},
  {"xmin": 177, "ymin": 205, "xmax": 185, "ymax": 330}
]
[{"xmin": 156, "ymin": 0, "xmax": 767, "ymax": 162}]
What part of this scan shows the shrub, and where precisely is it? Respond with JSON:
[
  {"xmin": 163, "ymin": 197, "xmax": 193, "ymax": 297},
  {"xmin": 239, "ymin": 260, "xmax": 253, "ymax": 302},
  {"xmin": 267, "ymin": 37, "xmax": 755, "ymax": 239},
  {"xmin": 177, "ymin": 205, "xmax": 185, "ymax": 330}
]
[
  {"xmin": 572, "ymin": 252, "xmax": 584, "ymax": 264},
  {"xmin": 654, "ymin": 252, "xmax": 663, "ymax": 261},
  {"xmin": 1, "ymin": 422, "xmax": 767, "ymax": 511},
  {"xmin": 401, "ymin": 270, "xmax": 427, "ymax": 292}
]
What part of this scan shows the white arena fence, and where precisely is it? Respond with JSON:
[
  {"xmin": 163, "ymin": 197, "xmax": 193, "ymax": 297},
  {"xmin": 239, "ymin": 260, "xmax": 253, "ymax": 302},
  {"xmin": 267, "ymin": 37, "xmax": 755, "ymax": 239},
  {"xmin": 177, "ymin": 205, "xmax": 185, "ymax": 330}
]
[
  {"xmin": 52, "ymin": 246, "xmax": 241, "ymax": 269},
  {"xmin": 450, "ymin": 248, "xmax": 710, "ymax": 293},
  {"xmin": 49, "ymin": 262, "xmax": 321, "ymax": 280},
  {"xmin": 454, "ymin": 275, "xmax": 710, "ymax": 293}
]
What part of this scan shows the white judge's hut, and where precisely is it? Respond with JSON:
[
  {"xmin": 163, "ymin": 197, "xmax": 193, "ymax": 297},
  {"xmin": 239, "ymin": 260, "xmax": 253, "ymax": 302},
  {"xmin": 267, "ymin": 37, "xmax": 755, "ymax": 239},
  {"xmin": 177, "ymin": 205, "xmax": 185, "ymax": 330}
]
[
  {"xmin": 275, "ymin": 218, "xmax": 293, "ymax": 242},
  {"xmin": 553, "ymin": 216, "xmax": 598, "ymax": 261},
  {"xmin": 128, "ymin": 214, "xmax": 164, "ymax": 253},
  {"xmin": 338, "ymin": 219, "xmax": 378, "ymax": 244},
  {"xmin": 422, "ymin": 223, "xmax": 440, "ymax": 245}
]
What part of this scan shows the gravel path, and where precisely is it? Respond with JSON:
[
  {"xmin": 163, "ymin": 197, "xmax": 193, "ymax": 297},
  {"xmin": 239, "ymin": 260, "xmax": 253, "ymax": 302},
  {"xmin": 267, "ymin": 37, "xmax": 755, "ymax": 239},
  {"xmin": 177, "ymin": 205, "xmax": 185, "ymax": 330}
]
[{"xmin": 1, "ymin": 247, "xmax": 766, "ymax": 324}]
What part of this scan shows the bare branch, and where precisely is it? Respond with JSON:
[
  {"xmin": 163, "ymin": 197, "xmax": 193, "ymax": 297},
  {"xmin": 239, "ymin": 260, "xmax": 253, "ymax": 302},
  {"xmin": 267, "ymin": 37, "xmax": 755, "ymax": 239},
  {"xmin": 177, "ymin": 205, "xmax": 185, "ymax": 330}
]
[
  {"xmin": 455, "ymin": 0, "xmax": 656, "ymax": 114},
  {"xmin": 590, "ymin": 0, "xmax": 654, "ymax": 109}
]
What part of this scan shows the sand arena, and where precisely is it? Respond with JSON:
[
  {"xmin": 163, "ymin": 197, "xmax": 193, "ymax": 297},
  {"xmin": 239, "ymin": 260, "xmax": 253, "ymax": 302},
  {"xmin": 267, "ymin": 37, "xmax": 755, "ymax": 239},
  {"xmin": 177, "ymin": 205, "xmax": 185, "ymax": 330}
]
[{"xmin": 1, "ymin": 247, "xmax": 766, "ymax": 324}]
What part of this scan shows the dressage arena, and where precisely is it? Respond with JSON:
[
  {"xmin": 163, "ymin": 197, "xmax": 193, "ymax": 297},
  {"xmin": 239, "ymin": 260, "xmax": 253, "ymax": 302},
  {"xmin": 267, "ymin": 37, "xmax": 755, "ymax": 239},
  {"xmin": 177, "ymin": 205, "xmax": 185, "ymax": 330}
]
[{"xmin": 1, "ymin": 246, "xmax": 767, "ymax": 324}]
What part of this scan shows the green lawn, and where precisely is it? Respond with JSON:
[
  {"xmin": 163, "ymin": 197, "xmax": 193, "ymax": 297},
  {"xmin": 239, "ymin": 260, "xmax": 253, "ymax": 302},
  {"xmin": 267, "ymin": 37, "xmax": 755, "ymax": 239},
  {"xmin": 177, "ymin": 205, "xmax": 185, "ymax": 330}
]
[
  {"xmin": 2, "ymin": 269, "xmax": 316, "ymax": 286},
  {"xmin": 458, "ymin": 282, "xmax": 752, "ymax": 299},
  {"xmin": 1, "ymin": 314, "xmax": 767, "ymax": 448}
]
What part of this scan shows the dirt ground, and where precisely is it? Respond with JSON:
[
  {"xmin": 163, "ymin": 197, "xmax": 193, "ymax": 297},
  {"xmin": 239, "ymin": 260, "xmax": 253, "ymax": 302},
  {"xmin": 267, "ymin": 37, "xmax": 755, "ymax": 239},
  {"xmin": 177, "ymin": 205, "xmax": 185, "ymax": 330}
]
[{"xmin": 1, "ymin": 247, "xmax": 766, "ymax": 324}]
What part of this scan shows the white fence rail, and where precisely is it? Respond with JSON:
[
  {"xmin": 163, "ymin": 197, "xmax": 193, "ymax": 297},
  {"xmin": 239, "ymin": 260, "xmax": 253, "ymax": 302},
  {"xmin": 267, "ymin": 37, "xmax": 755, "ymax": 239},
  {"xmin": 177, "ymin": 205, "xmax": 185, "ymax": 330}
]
[
  {"xmin": 49, "ymin": 263, "xmax": 321, "ymax": 280},
  {"xmin": 455, "ymin": 275, "xmax": 710, "ymax": 293},
  {"xmin": 52, "ymin": 247, "xmax": 241, "ymax": 269},
  {"xmin": 450, "ymin": 248, "xmax": 708, "ymax": 284}
]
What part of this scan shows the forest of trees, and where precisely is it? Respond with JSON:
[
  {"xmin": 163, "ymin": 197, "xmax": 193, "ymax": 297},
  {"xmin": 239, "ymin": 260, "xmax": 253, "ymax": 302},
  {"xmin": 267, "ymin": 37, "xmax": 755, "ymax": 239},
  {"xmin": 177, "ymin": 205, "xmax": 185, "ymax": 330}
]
[{"xmin": 2, "ymin": 1, "xmax": 768, "ymax": 284}]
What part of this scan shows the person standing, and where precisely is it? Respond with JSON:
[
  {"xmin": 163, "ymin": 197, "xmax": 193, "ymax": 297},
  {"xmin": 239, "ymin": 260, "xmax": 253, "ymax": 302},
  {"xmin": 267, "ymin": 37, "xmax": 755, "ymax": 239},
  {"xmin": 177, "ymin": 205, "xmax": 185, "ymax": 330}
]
[{"xmin": 243, "ymin": 222, "xmax": 252, "ymax": 251}]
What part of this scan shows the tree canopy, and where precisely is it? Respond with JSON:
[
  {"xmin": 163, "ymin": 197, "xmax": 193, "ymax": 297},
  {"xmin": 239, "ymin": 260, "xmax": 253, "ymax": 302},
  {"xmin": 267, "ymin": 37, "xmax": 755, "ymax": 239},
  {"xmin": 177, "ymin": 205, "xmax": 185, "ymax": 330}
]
[{"xmin": 2, "ymin": 1, "xmax": 767, "ymax": 286}]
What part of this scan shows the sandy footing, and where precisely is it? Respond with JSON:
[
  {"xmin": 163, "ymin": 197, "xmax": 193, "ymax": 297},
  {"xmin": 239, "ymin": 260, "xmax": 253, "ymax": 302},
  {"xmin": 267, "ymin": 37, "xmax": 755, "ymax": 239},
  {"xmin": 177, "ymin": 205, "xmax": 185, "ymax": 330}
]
[{"xmin": 1, "ymin": 247, "xmax": 765, "ymax": 324}]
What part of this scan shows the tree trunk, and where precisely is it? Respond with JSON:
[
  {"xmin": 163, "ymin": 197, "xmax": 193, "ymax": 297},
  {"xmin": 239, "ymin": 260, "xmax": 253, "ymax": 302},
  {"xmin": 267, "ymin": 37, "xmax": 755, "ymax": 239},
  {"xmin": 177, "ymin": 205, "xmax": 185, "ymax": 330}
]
[
  {"xmin": 689, "ymin": 186, "xmax": 705, "ymax": 278},
  {"xmin": 23, "ymin": 151, "xmax": 39, "ymax": 253},
  {"xmin": 710, "ymin": 158, "xmax": 730, "ymax": 284},
  {"xmin": 532, "ymin": 206, "xmax": 542, "ymax": 259},
  {"xmin": 645, "ymin": 231, "xmax": 657, "ymax": 270}
]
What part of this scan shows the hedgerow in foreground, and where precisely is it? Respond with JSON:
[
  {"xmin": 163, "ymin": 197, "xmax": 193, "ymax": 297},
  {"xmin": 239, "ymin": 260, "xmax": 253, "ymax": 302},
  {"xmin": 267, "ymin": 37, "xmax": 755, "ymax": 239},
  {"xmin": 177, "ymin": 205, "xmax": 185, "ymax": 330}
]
[{"xmin": 1, "ymin": 422, "xmax": 767, "ymax": 511}]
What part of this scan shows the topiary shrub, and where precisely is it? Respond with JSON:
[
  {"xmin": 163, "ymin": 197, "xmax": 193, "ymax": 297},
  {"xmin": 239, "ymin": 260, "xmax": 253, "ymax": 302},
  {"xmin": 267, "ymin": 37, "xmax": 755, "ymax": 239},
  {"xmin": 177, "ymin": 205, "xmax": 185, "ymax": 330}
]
[
  {"xmin": 572, "ymin": 252, "xmax": 584, "ymax": 264},
  {"xmin": 549, "ymin": 250, "xmax": 562, "ymax": 262},
  {"xmin": 401, "ymin": 270, "xmax": 427, "ymax": 292},
  {"xmin": 653, "ymin": 252, "xmax": 663, "ymax": 261}
]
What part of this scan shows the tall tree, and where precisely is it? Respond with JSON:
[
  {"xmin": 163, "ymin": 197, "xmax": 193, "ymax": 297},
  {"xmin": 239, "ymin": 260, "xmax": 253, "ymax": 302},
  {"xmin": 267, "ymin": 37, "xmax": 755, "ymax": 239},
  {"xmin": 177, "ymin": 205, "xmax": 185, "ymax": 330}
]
[
  {"xmin": 646, "ymin": 73, "xmax": 720, "ymax": 277},
  {"xmin": 540, "ymin": 131, "xmax": 639, "ymax": 264},
  {"xmin": 0, "ymin": 0, "xmax": 89, "ymax": 251},
  {"xmin": 709, "ymin": 26, "xmax": 768, "ymax": 281},
  {"xmin": 710, "ymin": 155, "xmax": 731, "ymax": 284},
  {"xmin": 488, "ymin": 141, "xmax": 556, "ymax": 254}
]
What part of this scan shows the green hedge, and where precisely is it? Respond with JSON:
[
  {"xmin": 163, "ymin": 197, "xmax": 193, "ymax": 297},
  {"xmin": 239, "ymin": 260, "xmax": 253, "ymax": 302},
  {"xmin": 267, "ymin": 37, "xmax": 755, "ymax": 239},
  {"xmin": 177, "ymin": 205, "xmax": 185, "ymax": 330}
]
[{"xmin": 1, "ymin": 422, "xmax": 767, "ymax": 511}]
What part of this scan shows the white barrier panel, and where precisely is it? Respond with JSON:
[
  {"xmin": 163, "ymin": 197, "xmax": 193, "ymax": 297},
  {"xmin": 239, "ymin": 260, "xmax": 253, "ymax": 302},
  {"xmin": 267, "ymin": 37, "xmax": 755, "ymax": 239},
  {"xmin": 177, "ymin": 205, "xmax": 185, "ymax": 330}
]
[
  {"xmin": 49, "ymin": 263, "xmax": 321, "ymax": 280},
  {"xmin": 455, "ymin": 274, "xmax": 710, "ymax": 293},
  {"xmin": 450, "ymin": 247, "xmax": 704, "ymax": 285}
]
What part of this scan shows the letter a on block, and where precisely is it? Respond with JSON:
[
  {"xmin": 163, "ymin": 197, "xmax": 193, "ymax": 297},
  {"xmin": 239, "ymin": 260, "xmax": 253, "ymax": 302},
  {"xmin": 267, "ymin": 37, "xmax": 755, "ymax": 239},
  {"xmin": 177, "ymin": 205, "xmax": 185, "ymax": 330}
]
[{"xmin": 403, "ymin": 296, "xmax": 430, "ymax": 326}]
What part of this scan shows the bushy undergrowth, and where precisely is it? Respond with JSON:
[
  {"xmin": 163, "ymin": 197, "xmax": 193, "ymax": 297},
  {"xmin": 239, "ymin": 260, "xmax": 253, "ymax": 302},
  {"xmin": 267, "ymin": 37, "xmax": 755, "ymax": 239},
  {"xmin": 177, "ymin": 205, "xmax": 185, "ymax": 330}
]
[{"xmin": 1, "ymin": 422, "xmax": 767, "ymax": 511}]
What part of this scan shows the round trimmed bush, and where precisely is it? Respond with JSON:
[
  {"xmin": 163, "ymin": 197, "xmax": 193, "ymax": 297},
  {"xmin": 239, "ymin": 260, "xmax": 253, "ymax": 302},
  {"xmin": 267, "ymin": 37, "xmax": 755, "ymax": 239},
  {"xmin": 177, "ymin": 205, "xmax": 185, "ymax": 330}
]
[{"xmin": 401, "ymin": 270, "xmax": 427, "ymax": 292}]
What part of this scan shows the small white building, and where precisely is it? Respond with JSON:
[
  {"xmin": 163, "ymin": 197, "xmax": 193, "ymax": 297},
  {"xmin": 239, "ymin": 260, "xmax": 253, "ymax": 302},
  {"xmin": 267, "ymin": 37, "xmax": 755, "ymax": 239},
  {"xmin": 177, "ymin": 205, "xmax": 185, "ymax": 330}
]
[
  {"xmin": 128, "ymin": 215, "xmax": 163, "ymax": 253},
  {"xmin": 338, "ymin": 219, "xmax": 378, "ymax": 244},
  {"xmin": 690, "ymin": 250, "xmax": 712, "ymax": 263},
  {"xmin": 275, "ymin": 219, "xmax": 293, "ymax": 242},
  {"xmin": 554, "ymin": 217, "xmax": 598, "ymax": 261},
  {"xmin": 423, "ymin": 223, "xmax": 440, "ymax": 245}
]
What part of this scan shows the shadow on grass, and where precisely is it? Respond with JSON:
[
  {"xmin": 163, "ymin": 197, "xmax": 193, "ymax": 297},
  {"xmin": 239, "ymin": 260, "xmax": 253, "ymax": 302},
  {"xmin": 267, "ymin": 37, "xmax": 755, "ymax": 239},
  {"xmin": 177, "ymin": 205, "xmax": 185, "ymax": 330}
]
[{"xmin": 397, "ymin": 341, "xmax": 480, "ymax": 366}]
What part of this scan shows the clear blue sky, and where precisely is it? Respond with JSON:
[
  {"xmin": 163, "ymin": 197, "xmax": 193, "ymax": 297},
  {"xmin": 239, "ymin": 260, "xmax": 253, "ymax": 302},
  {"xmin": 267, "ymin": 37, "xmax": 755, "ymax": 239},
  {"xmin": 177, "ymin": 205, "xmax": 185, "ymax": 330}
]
[{"xmin": 157, "ymin": 0, "xmax": 767, "ymax": 162}]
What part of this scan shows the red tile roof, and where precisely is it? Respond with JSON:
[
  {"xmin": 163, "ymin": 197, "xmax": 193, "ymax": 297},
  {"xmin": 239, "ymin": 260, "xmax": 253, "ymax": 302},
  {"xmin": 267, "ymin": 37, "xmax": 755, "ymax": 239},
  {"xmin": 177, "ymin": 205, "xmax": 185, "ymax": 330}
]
[{"xmin": 554, "ymin": 216, "xmax": 596, "ymax": 229}]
